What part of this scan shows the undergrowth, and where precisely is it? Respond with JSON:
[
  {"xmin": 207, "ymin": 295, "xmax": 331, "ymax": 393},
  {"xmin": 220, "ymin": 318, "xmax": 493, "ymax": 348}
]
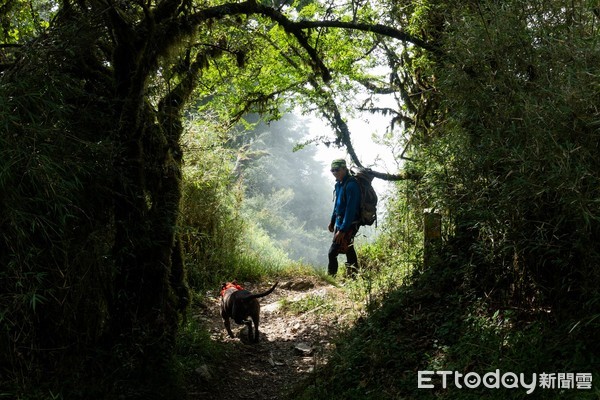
[
  {"xmin": 279, "ymin": 289, "xmax": 338, "ymax": 316},
  {"xmin": 291, "ymin": 261, "xmax": 600, "ymax": 400}
]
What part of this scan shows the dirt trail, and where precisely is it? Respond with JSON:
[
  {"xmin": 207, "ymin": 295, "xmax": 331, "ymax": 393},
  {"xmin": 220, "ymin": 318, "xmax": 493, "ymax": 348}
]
[{"xmin": 187, "ymin": 277, "xmax": 358, "ymax": 400}]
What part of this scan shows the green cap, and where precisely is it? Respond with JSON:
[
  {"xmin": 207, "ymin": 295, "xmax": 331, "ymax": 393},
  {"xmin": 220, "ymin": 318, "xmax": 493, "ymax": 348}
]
[{"xmin": 331, "ymin": 159, "xmax": 346, "ymax": 169}]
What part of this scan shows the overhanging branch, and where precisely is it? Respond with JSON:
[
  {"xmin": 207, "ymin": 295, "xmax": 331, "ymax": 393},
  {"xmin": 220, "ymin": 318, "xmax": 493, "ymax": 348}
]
[
  {"xmin": 291, "ymin": 20, "xmax": 440, "ymax": 55},
  {"xmin": 186, "ymin": 1, "xmax": 332, "ymax": 82},
  {"xmin": 183, "ymin": 1, "xmax": 431, "ymax": 181},
  {"xmin": 185, "ymin": 1, "xmax": 437, "ymax": 83},
  {"xmin": 322, "ymin": 94, "xmax": 421, "ymax": 181}
]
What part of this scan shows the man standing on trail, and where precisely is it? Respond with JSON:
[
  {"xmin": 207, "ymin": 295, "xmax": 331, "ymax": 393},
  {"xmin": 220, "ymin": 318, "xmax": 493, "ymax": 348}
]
[{"xmin": 328, "ymin": 159, "xmax": 360, "ymax": 277}]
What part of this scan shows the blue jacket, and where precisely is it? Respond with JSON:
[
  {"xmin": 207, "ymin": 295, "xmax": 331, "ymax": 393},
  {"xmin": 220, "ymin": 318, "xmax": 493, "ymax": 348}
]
[{"xmin": 331, "ymin": 174, "xmax": 360, "ymax": 232}]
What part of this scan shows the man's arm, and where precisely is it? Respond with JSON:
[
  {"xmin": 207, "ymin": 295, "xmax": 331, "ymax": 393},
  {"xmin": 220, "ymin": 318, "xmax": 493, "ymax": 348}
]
[{"xmin": 329, "ymin": 187, "xmax": 338, "ymax": 232}]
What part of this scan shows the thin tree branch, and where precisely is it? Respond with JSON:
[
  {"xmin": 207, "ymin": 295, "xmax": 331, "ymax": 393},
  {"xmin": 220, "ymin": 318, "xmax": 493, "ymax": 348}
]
[{"xmin": 291, "ymin": 19, "xmax": 440, "ymax": 55}]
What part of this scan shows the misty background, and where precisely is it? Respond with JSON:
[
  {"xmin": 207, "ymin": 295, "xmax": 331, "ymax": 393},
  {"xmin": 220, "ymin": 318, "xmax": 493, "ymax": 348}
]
[{"xmin": 236, "ymin": 112, "xmax": 394, "ymax": 267}]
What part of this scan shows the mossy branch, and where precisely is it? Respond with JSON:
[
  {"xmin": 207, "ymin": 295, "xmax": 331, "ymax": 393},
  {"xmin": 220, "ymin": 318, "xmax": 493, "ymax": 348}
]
[{"xmin": 183, "ymin": 1, "xmax": 437, "ymax": 84}]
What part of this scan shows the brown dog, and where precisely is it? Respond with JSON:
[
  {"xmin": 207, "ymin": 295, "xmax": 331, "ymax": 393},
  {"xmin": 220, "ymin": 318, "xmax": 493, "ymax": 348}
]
[{"xmin": 220, "ymin": 281, "xmax": 278, "ymax": 343}]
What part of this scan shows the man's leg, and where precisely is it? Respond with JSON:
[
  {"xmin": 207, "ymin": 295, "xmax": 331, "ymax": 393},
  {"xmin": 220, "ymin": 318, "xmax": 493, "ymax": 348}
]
[
  {"xmin": 345, "ymin": 225, "xmax": 359, "ymax": 277},
  {"xmin": 328, "ymin": 241, "xmax": 340, "ymax": 276},
  {"xmin": 345, "ymin": 245, "xmax": 359, "ymax": 278}
]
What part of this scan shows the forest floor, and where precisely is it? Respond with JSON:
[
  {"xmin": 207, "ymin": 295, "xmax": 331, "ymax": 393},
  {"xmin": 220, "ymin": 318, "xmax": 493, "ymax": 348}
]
[{"xmin": 186, "ymin": 275, "xmax": 361, "ymax": 400}]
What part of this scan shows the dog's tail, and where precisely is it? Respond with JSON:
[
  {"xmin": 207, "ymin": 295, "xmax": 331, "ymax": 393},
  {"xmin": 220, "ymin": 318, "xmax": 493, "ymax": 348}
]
[{"xmin": 246, "ymin": 282, "xmax": 278, "ymax": 301}]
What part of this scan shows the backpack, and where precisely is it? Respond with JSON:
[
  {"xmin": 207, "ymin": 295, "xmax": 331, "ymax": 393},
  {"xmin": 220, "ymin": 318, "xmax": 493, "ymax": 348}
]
[{"xmin": 345, "ymin": 168, "xmax": 378, "ymax": 226}]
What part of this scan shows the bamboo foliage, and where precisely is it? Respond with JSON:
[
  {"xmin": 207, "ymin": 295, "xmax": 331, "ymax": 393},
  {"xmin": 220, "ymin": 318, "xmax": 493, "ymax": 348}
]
[{"xmin": 395, "ymin": 0, "xmax": 600, "ymax": 309}]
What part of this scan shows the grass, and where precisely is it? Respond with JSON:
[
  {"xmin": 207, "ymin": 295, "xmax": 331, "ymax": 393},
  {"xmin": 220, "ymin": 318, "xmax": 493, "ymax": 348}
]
[
  {"xmin": 288, "ymin": 262, "xmax": 600, "ymax": 400},
  {"xmin": 175, "ymin": 312, "xmax": 225, "ymax": 389},
  {"xmin": 279, "ymin": 292, "xmax": 336, "ymax": 315}
]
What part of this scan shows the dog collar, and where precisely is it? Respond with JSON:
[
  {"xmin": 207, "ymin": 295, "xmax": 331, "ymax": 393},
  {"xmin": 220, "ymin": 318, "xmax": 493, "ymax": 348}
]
[{"xmin": 220, "ymin": 282, "xmax": 244, "ymax": 296}]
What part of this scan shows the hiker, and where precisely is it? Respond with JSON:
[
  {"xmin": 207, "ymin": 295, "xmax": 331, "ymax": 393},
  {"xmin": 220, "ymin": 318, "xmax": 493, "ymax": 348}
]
[{"xmin": 328, "ymin": 159, "xmax": 360, "ymax": 277}]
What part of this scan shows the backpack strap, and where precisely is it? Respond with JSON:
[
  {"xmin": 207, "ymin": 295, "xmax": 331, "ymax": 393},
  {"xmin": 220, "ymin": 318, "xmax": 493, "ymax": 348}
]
[{"xmin": 341, "ymin": 174, "xmax": 358, "ymax": 201}]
